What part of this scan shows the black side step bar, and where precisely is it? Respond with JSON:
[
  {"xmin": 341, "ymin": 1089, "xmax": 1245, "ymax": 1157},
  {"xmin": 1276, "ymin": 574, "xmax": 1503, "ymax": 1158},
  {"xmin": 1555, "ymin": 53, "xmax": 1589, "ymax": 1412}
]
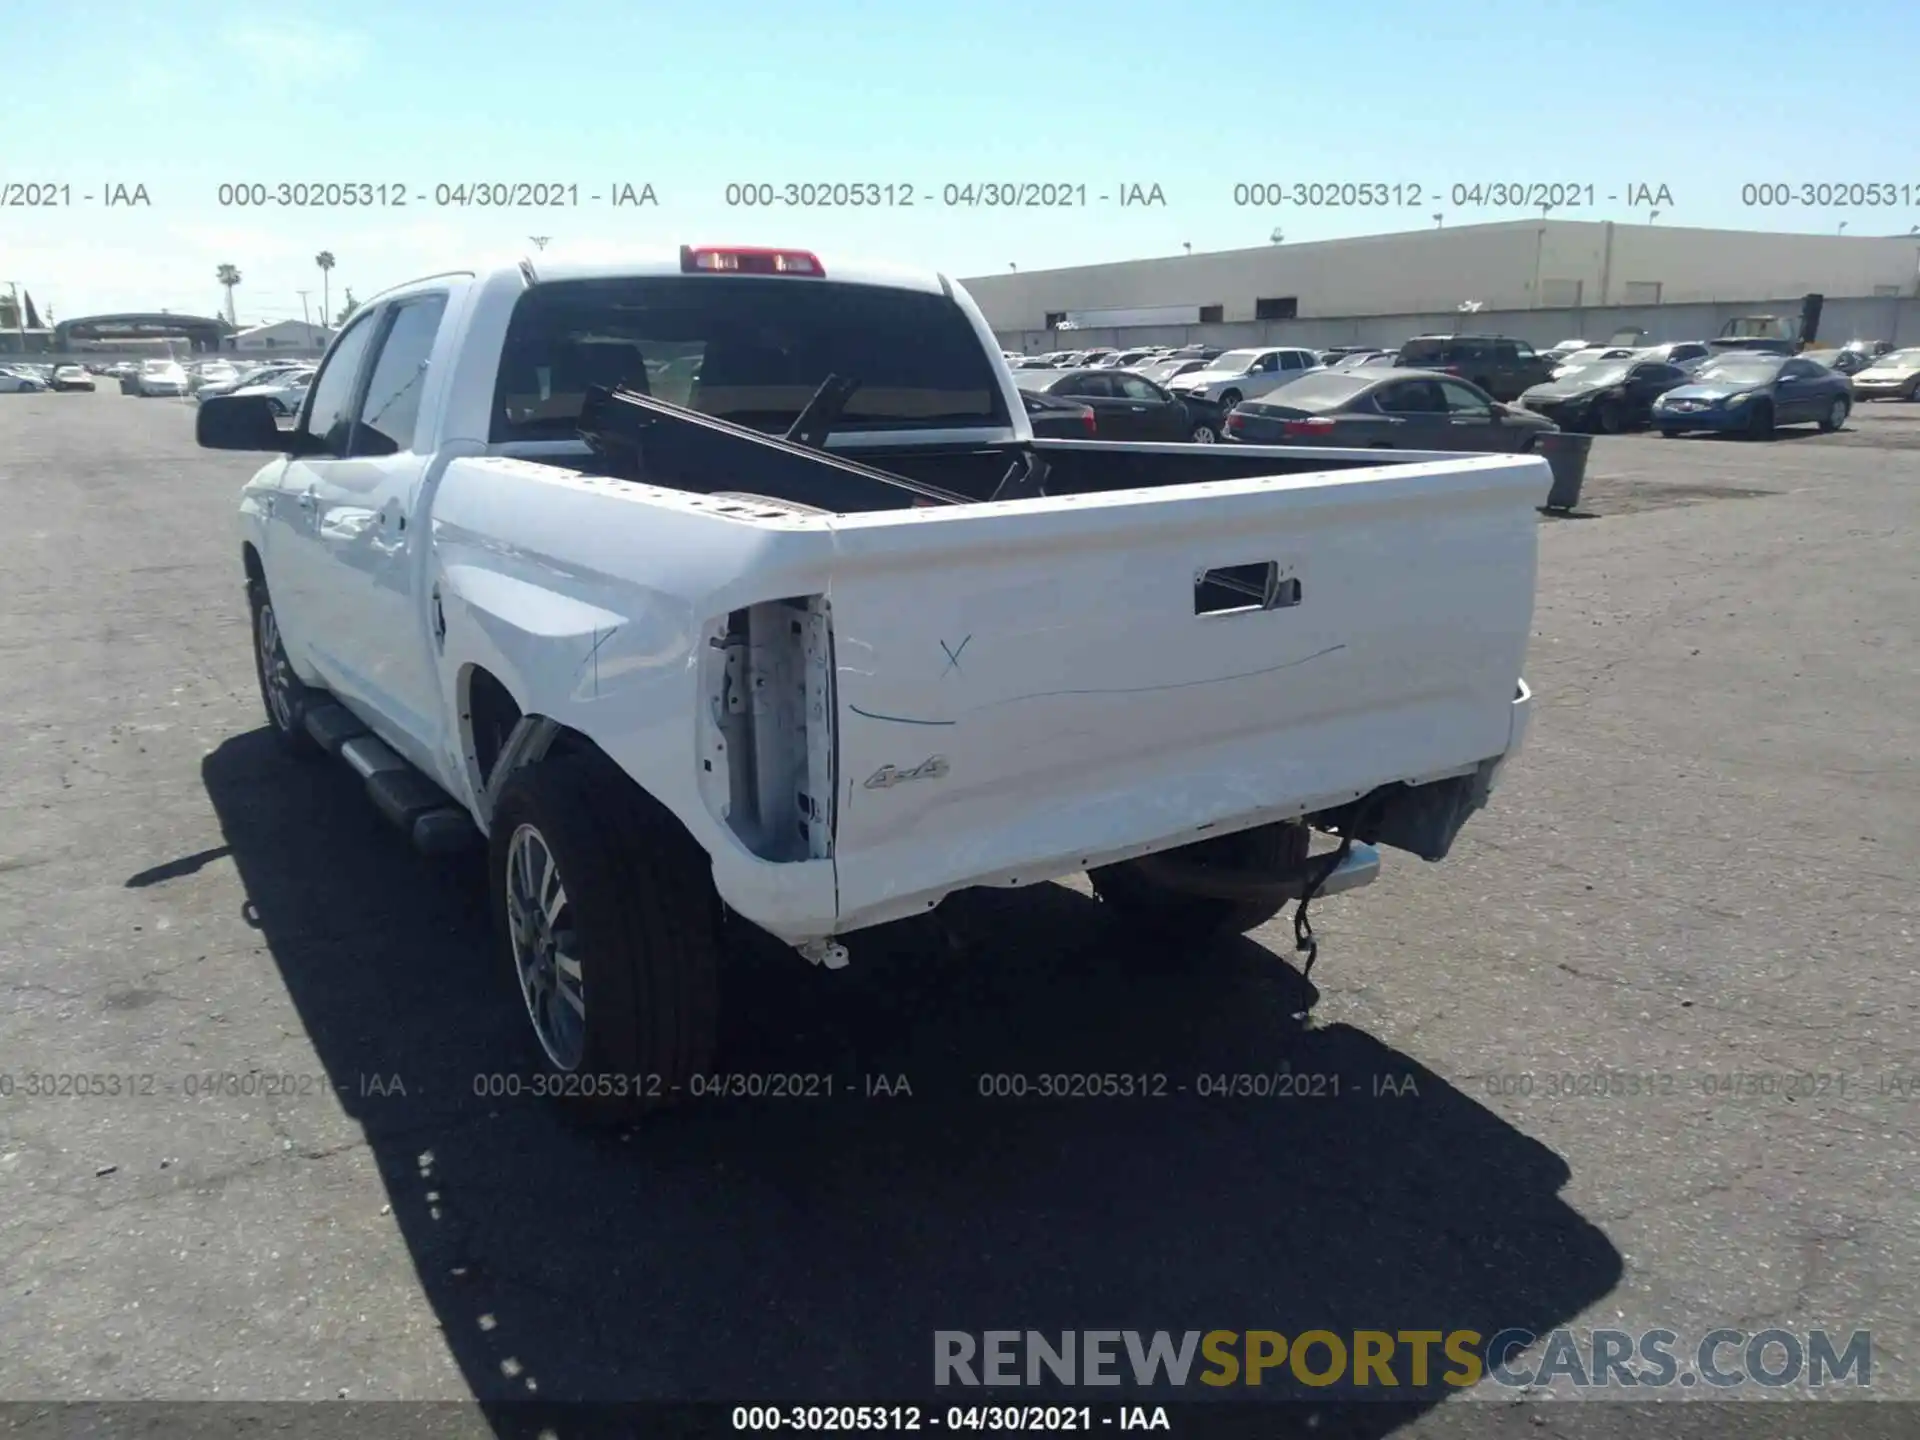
[{"xmin": 300, "ymin": 702, "xmax": 482, "ymax": 855}]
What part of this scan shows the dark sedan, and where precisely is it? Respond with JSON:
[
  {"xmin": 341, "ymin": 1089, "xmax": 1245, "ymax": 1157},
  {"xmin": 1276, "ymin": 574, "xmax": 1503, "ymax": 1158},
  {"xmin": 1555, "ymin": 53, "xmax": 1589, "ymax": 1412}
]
[
  {"xmin": 1015, "ymin": 368, "xmax": 1192, "ymax": 441},
  {"xmin": 1222, "ymin": 368, "xmax": 1558, "ymax": 451},
  {"xmin": 1650, "ymin": 352, "xmax": 1853, "ymax": 438},
  {"xmin": 1518, "ymin": 358, "xmax": 1692, "ymax": 433},
  {"xmin": 1020, "ymin": 389, "xmax": 1097, "ymax": 438}
]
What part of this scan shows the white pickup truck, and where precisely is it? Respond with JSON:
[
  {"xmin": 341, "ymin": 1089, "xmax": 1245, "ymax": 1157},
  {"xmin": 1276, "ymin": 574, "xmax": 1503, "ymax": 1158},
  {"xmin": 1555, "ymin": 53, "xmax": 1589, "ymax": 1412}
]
[{"xmin": 197, "ymin": 244, "xmax": 1544, "ymax": 1119}]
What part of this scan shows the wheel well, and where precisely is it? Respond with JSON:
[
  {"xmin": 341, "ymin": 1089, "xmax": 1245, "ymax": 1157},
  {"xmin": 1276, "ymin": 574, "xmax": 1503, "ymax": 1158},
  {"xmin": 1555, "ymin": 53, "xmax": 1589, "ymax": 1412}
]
[
  {"xmin": 463, "ymin": 666, "xmax": 523, "ymax": 790},
  {"xmin": 459, "ymin": 668, "xmax": 695, "ymax": 850},
  {"xmin": 242, "ymin": 543, "xmax": 265, "ymax": 588}
]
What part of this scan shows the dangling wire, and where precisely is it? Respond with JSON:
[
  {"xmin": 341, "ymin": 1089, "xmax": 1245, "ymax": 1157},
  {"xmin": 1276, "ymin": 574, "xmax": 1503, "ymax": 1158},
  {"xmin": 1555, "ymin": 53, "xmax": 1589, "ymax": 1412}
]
[{"xmin": 1293, "ymin": 832, "xmax": 1354, "ymax": 980}]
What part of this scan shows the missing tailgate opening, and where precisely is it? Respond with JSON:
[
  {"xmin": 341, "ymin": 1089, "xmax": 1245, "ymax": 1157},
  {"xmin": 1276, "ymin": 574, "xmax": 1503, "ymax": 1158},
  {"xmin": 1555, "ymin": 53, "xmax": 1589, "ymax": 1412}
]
[
  {"xmin": 1195, "ymin": 562, "xmax": 1300, "ymax": 616},
  {"xmin": 707, "ymin": 596, "xmax": 837, "ymax": 861}
]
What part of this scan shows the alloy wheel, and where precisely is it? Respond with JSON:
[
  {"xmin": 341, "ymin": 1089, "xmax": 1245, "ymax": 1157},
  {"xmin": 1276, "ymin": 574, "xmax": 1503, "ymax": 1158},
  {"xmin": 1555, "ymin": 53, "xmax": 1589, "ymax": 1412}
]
[{"xmin": 505, "ymin": 824, "xmax": 588, "ymax": 1072}]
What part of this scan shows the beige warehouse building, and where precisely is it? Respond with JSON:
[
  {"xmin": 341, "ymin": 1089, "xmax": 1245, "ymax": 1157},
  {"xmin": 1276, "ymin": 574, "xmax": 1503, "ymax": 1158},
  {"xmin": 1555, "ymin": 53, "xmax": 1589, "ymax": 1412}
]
[{"xmin": 960, "ymin": 220, "xmax": 1920, "ymax": 346}]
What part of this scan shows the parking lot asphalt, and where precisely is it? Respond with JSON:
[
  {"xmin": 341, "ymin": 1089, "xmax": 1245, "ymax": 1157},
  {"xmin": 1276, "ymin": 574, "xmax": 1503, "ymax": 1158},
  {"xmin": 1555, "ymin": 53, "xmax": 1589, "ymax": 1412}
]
[{"xmin": 0, "ymin": 390, "xmax": 1915, "ymax": 1435}]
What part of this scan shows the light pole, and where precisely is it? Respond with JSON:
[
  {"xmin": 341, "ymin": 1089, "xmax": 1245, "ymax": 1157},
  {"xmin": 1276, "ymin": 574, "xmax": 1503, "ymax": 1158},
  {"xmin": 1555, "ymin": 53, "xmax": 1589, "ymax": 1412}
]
[
  {"xmin": 1838, "ymin": 221, "xmax": 1848, "ymax": 235},
  {"xmin": 297, "ymin": 290, "xmax": 312, "ymax": 327},
  {"xmin": 1530, "ymin": 206, "xmax": 1555, "ymax": 308},
  {"xmin": 1433, "ymin": 212, "xmax": 1444, "ymax": 228}
]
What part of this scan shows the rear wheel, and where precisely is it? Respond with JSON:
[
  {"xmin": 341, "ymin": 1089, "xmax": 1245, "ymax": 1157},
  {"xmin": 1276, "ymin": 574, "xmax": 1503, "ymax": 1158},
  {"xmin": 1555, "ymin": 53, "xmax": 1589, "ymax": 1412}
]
[
  {"xmin": 1089, "ymin": 822, "xmax": 1311, "ymax": 939},
  {"xmin": 1190, "ymin": 422, "xmax": 1218, "ymax": 443},
  {"xmin": 489, "ymin": 754, "xmax": 721, "ymax": 1123},
  {"xmin": 1818, "ymin": 396, "xmax": 1849, "ymax": 432},
  {"xmin": 1743, "ymin": 401, "xmax": 1774, "ymax": 440},
  {"xmin": 1593, "ymin": 399, "xmax": 1623, "ymax": 434}
]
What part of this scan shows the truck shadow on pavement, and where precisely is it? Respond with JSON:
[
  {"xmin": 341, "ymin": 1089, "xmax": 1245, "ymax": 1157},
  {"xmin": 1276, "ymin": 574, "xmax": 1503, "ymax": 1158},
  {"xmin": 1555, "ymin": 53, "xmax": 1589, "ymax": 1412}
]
[{"xmin": 193, "ymin": 729, "xmax": 1622, "ymax": 1429}]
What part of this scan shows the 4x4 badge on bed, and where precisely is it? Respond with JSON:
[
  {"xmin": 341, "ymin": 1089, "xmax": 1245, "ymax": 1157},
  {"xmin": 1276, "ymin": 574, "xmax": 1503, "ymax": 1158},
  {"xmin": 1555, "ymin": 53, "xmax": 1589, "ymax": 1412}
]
[{"xmin": 864, "ymin": 756, "xmax": 950, "ymax": 790}]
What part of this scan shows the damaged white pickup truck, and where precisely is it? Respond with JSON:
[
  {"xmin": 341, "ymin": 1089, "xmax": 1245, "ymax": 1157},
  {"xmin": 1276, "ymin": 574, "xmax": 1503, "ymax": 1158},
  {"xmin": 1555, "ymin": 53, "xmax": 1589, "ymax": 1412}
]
[{"xmin": 197, "ymin": 244, "xmax": 1543, "ymax": 1117}]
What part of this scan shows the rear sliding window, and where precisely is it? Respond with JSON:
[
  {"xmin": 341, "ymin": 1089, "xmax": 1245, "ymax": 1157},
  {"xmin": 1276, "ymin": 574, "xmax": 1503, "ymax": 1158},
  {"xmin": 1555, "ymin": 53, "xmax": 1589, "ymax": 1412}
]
[
  {"xmin": 491, "ymin": 275, "xmax": 1010, "ymax": 442},
  {"xmin": 1398, "ymin": 337, "xmax": 1447, "ymax": 363}
]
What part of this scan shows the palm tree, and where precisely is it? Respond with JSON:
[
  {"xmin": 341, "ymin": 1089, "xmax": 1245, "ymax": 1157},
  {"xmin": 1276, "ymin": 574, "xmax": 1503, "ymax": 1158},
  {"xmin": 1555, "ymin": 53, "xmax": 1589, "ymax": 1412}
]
[
  {"xmin": 216, "ymin": 264, "xmax": 241, "ymax": 324},
  {"xmin": 335, "ymin": 288, "xmax": 358, "ymax": 325},
  {"xmin": 314, "ymin": 251, "xmax": 335, "ymax": 328}
]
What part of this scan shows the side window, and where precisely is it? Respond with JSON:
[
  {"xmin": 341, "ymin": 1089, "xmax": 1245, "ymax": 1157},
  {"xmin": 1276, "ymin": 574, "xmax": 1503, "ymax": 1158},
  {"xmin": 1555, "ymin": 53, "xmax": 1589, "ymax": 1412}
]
[
  {"xmin": 300, "ymin": 312, "xmax": 382, "ymax": 454},
  {"xmin": 1493, "ymin": 341, "xmax": 1519, "ymax": 362},
  {"xmin": 1061, "ymin": 373, "xmax": 1112, "ymax": 398},
  {"xmin": 1253, "ymin": 353, "xmax": 1279, "ymax": 373},
  {"xmin": 1439, "ymin": 379, "xmax": 1493, "ymax": 415},
  {"xmin": 351, "ymin": 293, "xmax": 449, "ymax": 456},
  {"xmin": 1453, "ymin": 338, "xmax": 1490, "ymax": 363},
  {"xmin": 1280, "ymin": 351, "xmax": 1305, "ymax": 371},
  {"xmin": 1511, "ymin": 341, "xmax": 1538, "ymax": 361},
  {"xmin": 1379, "ymin": 381, "xmax": 1443, "ymax": 414},
  {"xmin": 1117, "ymin": 375, "xmax": 1162, "ymax": 401}
]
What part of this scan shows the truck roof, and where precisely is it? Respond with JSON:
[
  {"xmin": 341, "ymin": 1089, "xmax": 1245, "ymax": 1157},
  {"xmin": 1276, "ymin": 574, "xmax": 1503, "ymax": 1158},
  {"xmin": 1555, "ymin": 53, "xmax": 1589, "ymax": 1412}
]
[{"xmin": 365, "ymin": 248, "xmax": 954, "ymax": 309}]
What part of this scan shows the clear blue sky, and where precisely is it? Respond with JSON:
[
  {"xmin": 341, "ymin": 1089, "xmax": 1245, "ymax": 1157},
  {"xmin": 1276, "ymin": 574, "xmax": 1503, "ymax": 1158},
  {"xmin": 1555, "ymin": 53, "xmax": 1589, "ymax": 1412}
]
[{"xmin": 9, "ymin": 0, "xmax": 1918, "ymax": 323}]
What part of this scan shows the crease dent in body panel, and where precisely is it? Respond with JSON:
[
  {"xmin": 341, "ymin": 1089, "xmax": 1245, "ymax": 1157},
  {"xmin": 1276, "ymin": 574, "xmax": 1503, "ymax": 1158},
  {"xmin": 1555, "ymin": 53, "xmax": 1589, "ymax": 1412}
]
[
  {"xmin": 574, "ymin": 625, "xmax": 620, "ymax": 698},
  {"xmin": 844, "ymin": 643, "xmax": 1348, "ymax": 727}
]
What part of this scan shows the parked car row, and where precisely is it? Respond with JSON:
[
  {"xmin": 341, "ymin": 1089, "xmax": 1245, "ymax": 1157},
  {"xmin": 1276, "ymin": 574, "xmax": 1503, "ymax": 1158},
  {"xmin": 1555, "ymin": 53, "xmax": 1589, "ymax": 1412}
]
[
  {"xmin": 1004, "ymin": 327, "xmax": 1915, "ymax": 446},
  {"xmin": 0, "ymin": 364, "xmax": 51, "ymax": 393},
  {"xmin": 1, "ymin": 362, "xmax": 99, "ymax": 392}
]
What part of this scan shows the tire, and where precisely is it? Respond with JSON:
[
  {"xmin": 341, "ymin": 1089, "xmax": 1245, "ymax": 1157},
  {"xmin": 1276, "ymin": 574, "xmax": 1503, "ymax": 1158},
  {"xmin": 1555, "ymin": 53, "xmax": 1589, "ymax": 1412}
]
[
  {"xmin": 1190, "ymin": 422, "xmax": 1218, "ymax": 443},
  {"xmin": 1089, "ymin": 821, "xmax": 1311, "ymax": 940},
  {"xmin": 1217, "ymin": 390, "xmax": 1242, "ymax": 413},
  {"xmin": 489, "ymin": 754, "xmax": 720, "ymax": 1123},
  {"xmin": 1818, "ymin": 397, "xmax": 1849, "ymax": 433},
  {"xmin": 1659, "ymin": 428, "xmax": 1682, "ymax": 438},
  {"xmin": 248, "ymin": 581, "xmax": 321, "ymax": 758},
  {"xmin": 1743, "ymin": 401, "xmax": 1773, "ymax": 440},
  {"xmin": 1593, "ymin": 399, "xmax": 1623, "ymax": 434}
]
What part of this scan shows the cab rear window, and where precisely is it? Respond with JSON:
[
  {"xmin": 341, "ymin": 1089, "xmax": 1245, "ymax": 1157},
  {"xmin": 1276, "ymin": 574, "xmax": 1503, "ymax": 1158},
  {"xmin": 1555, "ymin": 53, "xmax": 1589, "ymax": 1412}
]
[{"xmin": 491, "ymin": 275, "xmax": 1010, "ymax": 442}]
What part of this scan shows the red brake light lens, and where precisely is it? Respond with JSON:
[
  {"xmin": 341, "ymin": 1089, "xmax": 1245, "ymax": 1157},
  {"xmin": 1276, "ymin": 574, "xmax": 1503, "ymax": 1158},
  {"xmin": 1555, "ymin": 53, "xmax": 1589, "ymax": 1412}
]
[
  {"xmin": 1081, "ymin": 407, "xmax": 1097, "ymax": 435},
  {"xmin": 681, "ymin": 245, "xmax": 825, "ymax": 276},
  {"xmin": 1225, "ymin": 411, "xmax": 1244, "ymax": 430},
  {"xmin": 1282, "ymin": 417, "xmax": 1337, "ymax": 436}
]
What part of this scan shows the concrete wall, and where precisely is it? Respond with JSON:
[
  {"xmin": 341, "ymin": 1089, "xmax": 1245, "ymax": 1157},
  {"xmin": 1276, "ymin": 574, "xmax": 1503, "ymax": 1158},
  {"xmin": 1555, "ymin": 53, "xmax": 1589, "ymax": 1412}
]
[
  {"xmin": 962, "ymin": 221, "xmax": 1920, "ymax": 331},
  {"xmin": 994, "ymin": 295, "xmax": 1920, "ymax": 357}
]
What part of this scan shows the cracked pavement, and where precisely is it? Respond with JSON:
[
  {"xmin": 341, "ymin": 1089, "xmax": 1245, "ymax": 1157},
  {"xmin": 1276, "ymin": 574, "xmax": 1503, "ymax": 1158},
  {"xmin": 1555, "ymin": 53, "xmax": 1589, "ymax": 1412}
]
[{"xmin": 0, "ymin": 390, "xmax": 1914, "ymax": 1436}]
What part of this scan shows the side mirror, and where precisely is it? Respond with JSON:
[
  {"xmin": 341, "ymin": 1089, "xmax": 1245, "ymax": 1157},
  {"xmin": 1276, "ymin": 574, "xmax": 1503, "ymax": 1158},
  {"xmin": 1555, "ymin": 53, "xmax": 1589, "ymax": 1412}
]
[{"xmin": 197, "ymin": 394, "xmax": 291, "ymax": 452}]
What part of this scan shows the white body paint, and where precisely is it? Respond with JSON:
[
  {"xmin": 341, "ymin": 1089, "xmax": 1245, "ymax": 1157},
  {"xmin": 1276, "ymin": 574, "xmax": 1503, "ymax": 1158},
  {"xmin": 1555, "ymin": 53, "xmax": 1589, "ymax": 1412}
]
[{"xmin": 237, "ymin": 250, "xmax": 1542, "ymax": 943}]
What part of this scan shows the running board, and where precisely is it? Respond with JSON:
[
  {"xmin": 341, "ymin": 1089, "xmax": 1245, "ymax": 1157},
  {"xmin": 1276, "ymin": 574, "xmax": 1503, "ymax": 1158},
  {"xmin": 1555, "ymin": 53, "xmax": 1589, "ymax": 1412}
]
[{"xmin": 301, "ymin": 702, "xmax": 482, "ymax": 855}]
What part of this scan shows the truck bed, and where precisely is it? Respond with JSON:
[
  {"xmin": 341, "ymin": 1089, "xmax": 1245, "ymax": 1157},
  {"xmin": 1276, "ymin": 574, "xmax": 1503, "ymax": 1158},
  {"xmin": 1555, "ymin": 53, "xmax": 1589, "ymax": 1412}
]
[{"xmin": 434, "ymin": 401, "xmax": 1546, "ymax": 940}]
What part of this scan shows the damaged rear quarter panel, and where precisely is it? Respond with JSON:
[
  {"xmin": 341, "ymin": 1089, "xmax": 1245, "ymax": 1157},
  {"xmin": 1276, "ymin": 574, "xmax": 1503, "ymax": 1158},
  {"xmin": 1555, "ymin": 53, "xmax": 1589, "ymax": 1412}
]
[{"xmin": 428, "ymin": 457, "xmax": 846, "ymax": 938}]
